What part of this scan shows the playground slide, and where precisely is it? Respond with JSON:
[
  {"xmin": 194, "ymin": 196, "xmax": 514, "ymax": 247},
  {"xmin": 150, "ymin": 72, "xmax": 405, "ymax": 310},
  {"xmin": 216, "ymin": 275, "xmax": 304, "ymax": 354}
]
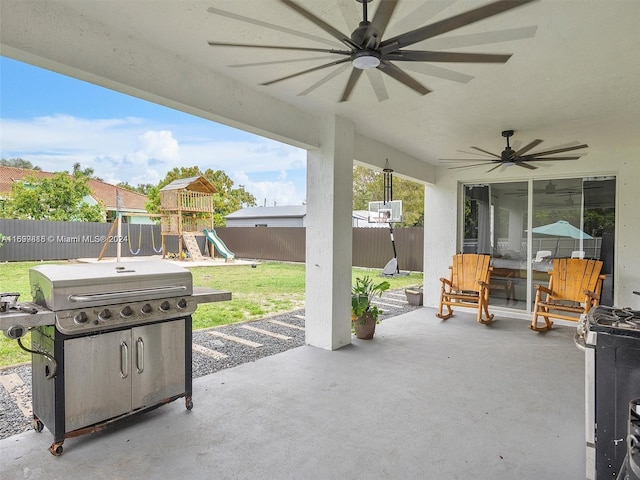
[{"xmin": 203, "ymin": 229, "xmax": 235, "ymax": 260}]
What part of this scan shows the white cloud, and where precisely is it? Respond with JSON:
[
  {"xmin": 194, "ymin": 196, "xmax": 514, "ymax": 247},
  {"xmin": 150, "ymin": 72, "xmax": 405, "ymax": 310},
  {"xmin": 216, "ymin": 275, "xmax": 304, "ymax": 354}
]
[
  {"xmin": 0, "ymin": 114, "xmax": 307, "ymax": 203},
  {"xmin": 233, "ymin": 170, "xmax": 304, "ymax": 206},
  {"xmin": 131, "ymin": 130, "xmax": 180, "ymax": 164}
]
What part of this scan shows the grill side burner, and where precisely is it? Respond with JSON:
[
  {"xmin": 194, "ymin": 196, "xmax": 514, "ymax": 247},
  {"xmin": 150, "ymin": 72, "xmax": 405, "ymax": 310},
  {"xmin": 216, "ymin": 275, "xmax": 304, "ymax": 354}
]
[{"xmin": 18, "ymin": 261, "xmax": 231, "ymax": 456}]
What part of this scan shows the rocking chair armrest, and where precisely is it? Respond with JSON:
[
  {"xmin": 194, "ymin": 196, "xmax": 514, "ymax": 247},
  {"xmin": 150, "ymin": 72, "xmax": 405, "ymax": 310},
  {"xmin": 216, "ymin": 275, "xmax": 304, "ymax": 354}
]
[
  {"xmin": 534, "ymin": 284, "xmax": 553, "ymax": 295},
  {"xmin": 440, "ymin": 278, "xmax": 453, "ymax": 287},
  {"xmin": 584, "ymin": 289, "xmax": 601, "ymax": 301}
]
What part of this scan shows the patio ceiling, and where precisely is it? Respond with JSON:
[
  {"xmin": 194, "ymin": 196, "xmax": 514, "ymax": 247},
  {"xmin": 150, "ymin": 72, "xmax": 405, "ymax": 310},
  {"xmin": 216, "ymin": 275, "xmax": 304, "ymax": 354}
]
[{"xmin": 1, "ymin": 0, "xmax": 639, "ymax": 173}]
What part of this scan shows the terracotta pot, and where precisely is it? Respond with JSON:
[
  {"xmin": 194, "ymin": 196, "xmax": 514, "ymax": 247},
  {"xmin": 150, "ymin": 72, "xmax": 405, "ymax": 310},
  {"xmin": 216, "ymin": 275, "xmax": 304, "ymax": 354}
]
[{"xmin": 353, "ymin": 312, "xmax": 376, "ymax": 340}]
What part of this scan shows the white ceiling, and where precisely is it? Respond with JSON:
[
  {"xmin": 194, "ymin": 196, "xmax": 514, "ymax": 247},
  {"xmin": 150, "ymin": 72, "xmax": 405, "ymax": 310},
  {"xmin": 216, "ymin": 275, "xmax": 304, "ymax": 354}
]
[{"xmin": 2, "ymin": 0, "xmax": 640, "ymax": 170}]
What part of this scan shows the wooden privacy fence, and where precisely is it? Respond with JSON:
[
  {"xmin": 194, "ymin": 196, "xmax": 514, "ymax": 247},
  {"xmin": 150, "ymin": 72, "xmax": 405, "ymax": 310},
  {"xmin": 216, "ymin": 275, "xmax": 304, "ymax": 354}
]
[
  {"xmin": 0, "ymin": 219, "xmax": 194, "ymax": 262},
  {"xmin": 0, "ymin": 220, "xmax": 424, "ymax": 271}
]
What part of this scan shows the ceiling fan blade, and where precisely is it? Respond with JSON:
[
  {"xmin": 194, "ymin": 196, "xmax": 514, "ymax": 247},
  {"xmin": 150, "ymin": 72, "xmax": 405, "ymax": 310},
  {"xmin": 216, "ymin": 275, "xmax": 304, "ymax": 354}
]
[
  {"xmin": 456, "ymin": 149, "xmax": 495, "ymax": 157},
  {"xmin": 524, "ymin": 156, "xmax": 583, "ymax": 161},
  {"xmin": 423, "ymin": 26, "xmax": 538, "ymax": 50},
  {"xmin": 365, "ymin": 69, "xmax": 390, "ymax": 102},
  {"xmin": 340, "ymin": 69, "xmax": 364, "ymax": 102},
  {"xmin": 377, "ymin": 61, "xmax": 431, "ymax": 95},
  {"xmin": 298, "ymin": 63, "xmax": 351, "ymax": 96},
  {"xmin": 279, "ymin": 0, "xmax": 358, "ymax": 50},
  {"xmin": 365, "ymin": 0, "xmax": 399, "ymax": 47},
  {"xmin": 522, "ymin": 144, "xmax": 588, "ymax": 158},
  {"xmin": 514, "ymin": 139, "xmax": 543, "ymax": 157},
  {"xmin": 391, "ymin": 0, "xmax": 456, "ymax": 34},
  {"xmin": 448, "ymin": 162, "xmax": 496, "ymax": 170},
  {"xmin": 515, "ymin": 162, "xmax": 537, "ymax": 170},
  {"xmin": 379, "ymin": 0, "xmax": 536, "ymax": 54},
  {"xmin": 439, "ymin": 158, "xmax": 492, "ymax": 163},
  {"xmin": 486, "ymin": 163, "xmax": 505, "ymax": 173},
  {"xmin": 229, "ymin": 55, "xmax": 340, "ymax": 68},
  {"xmin": 400, "ymin": 63, "xmax": 473, "ymax": 84},
  {"xmin": 207, "ymin": 41, "xmax": 351, "ymax": 55},
  {"xmin": 470, "ymin": 146, "xmax": 501, "ymax": 158},
  {"xmin": 385, "ymin": 51, "xmax": 512, "ymax": 63},
  {"xmin": 261, "ymin": 58, "xmax": 351, "ymax": 86},
  {"xmin": 206, "ymin": 7, "xmax": 339, "ymax": 48}
]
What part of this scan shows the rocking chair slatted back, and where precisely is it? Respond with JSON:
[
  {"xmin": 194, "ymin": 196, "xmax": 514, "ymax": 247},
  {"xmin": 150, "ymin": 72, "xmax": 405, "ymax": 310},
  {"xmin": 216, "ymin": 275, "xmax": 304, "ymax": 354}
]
[
  {"xmin": 452, "ymin": 254, "xmax": 492, "ymax": 292},
  {"xmin": 550, "ymin": 258, "xmax": 604, "ymax": 303}
]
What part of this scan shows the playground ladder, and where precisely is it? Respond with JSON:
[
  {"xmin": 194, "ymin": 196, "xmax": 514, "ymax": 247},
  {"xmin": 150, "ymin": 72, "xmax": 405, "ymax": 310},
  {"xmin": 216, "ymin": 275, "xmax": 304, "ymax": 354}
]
[{"xmin": 182, "ymin": 233, "xmax": 205, "ymax": 261}]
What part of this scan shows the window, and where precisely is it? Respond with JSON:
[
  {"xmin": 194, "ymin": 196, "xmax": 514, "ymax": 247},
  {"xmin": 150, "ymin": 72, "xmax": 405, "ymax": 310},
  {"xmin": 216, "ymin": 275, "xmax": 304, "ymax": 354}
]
[{"xmin": 463, "ymin": 177, "xmax": 615, "ymax": 311}]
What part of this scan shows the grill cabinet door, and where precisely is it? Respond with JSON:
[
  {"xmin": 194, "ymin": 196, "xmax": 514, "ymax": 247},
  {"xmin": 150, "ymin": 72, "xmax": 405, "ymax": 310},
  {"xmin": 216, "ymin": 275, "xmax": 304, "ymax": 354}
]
[
  {"xmin": 131, "ymin": 319, "xmax": 185, "ymax": 410},
  {"xmin": 64, "ymin": 329, "xmax": 132, "ymax": 432}
]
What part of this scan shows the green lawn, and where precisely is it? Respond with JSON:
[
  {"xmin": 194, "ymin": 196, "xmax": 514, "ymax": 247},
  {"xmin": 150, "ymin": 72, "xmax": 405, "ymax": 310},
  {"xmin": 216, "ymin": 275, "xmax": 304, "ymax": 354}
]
[{"xmin": 0, "ymin": 260, "xmax": 422, "ymax": 367}]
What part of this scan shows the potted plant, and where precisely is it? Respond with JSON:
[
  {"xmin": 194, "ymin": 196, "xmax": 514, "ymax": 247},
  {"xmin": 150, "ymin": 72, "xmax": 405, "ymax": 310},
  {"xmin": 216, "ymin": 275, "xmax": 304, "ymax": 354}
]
[{"xmin": 351, "ymin": 276, "xmax": 391, "ymax": 339}]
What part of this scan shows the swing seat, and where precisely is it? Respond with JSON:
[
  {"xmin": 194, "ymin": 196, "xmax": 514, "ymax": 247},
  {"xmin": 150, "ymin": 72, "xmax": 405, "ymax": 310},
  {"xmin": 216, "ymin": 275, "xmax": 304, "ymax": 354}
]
[{"xmin": 437, "ymin": 254, "xmax": 494, "ymax": 324}]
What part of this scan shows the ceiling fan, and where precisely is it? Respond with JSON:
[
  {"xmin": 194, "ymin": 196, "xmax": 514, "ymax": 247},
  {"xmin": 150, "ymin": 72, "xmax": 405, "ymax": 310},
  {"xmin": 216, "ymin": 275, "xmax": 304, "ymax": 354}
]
[
  {"xmin": 440, "ymin": 130, "xmax": 589, "ymax": 173},
  {"xmin": 207, "ymin": 0, "xmax": 537, "ymax": 102}
]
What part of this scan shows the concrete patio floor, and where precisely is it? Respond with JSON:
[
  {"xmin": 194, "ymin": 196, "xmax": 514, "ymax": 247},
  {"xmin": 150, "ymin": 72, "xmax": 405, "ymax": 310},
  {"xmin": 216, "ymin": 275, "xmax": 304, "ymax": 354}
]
[{"xmin": 0, "ymin": 308, "xmax": 585, "ymax": 479}]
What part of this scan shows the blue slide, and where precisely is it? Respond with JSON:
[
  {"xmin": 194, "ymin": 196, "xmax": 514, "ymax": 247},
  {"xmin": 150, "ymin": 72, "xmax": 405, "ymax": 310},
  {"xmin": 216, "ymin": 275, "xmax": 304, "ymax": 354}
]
[{"xmin": 203, "ymin": 229, "xmax": 235, "ymax": 260}]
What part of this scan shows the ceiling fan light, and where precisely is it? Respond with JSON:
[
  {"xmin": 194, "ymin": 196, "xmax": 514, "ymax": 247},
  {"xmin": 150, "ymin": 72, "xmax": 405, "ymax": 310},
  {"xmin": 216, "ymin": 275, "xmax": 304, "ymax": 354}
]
[{"xmin": 352, "ymin": 50, "xmax": 380, "ymax": 69}]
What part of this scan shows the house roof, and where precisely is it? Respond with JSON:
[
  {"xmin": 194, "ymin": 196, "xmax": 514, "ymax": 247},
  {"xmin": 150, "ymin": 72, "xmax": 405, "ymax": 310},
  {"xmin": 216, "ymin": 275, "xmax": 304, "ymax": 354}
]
[
  {"xmin": 0, "ymin": 166, "xmax": 148, "ymax": 211},
  {"xmin": 226, "ymin": 205, "xmax": 306, "ymax": 220},
  {"xmin": 160, "ymin": 175, "xmax": 217, "ymax": 193}
]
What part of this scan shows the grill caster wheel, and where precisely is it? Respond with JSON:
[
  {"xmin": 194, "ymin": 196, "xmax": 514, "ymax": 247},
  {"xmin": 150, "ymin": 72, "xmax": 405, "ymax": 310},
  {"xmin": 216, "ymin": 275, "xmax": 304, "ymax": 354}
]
[
  {"xmin": 33, "ymin": 418, "xmax": 44, "ymax": 433},
  {"xmin": 186, "ymin": 398, "xmax": 193, "ymax": 410},
  {"xmin": 49, "ymin": 442, "xmax": 63, "ymax": 456}
]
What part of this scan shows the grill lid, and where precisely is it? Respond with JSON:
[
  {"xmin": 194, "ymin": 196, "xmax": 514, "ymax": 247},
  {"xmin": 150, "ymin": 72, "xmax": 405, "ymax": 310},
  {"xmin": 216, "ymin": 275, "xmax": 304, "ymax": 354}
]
[{"xmin": 30, "ymin": 261, "xmax": 193, "ymax": 311}]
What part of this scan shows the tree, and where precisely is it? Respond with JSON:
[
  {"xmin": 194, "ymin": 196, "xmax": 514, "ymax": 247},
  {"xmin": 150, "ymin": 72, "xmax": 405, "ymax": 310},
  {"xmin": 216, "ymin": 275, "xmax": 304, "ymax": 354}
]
[
  {"xmin": 116, "ymin": 182, "xmax": 155, "ymax": 196},
  {"xmin": 72, "ymin": 162, "xmax": 103, "ymax": 182},
  {"xmin": 0, "ymin": 158, "xmax": 41, "ymax": 170},
  {"xmin": 145, "ymin": 167, "xmax": 257, "ymax": 226},
  {"xmin": 1, "ymin": 171, "xmax": 106, "ymax": 222},
  {"xmin": 352, "ymin": 165, "xmax": 424, "ymax": 227}
]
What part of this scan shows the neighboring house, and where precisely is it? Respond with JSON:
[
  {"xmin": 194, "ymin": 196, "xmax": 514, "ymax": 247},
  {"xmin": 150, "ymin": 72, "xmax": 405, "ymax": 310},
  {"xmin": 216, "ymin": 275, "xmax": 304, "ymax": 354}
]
[
  {"xmin": 225, "ymin": 206, "xmax": 388, "ymax": 228},
  {"xmin": 225, "ymin": 205, "xmax": 306, "ymax": 227},
  {"xmin": 0, "ymin": 166, "xmax": 151, "ymax": 224}
]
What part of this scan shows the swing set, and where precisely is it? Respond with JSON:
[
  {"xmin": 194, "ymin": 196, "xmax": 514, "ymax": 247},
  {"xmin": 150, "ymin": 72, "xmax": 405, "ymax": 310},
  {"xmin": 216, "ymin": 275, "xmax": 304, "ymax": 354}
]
[
  {"xmin": 97, "ymin": 214, "xmax": 164, "ymax": 261},
  {"xmin": 125, "ymin": 222, "xmax": 163, "ymax": 255}
]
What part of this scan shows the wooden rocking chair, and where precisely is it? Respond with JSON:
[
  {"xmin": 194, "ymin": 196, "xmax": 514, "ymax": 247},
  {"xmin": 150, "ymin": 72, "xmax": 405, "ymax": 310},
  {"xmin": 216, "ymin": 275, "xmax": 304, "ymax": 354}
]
[
  {"xmin": 437, "ymin": 254, "xmax": 494, "ymax": 324},
  {"xmin": 530, "ymin": 258, "xmax": 606, "ymax": 332}
]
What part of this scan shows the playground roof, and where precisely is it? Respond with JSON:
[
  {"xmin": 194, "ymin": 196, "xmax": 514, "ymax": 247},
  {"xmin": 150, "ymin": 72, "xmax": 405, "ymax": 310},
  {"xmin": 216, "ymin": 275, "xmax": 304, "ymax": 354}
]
[{"xmin": 160, "ymin": 175, "xmax": 217, "ymax": 194}]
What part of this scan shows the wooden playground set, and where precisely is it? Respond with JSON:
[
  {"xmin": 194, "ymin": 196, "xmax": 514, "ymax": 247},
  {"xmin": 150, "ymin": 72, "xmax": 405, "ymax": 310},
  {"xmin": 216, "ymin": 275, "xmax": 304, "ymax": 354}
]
[{"xmin": 98, "ymin": 176, "xmax": 235, "ymax": 262}]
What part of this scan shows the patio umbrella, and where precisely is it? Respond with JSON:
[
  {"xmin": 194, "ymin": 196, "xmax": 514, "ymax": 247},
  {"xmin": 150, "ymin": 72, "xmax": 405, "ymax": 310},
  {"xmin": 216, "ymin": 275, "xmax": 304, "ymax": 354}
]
[{"xmin": 532, "ymin": 220, "xmax": 593, "ymax": 257}]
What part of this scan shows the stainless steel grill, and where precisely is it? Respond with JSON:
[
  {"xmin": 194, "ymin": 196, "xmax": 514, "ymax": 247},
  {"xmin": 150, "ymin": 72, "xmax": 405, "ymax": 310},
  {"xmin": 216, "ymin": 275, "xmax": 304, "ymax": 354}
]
[
  {"xmin": 0, "ymin": 261, "xmax": 230, "ymax": 456},
  {"xmin": 582, "ymin": 304, "xmax": 640, "ymax": 479}
]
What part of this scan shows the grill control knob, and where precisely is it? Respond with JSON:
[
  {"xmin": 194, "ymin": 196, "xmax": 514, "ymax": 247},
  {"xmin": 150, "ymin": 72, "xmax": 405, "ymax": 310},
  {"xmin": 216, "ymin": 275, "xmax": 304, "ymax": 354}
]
[
  {"xmin": 120, "ymin": 306, "xmax": 133, "ymax": 318},
  {"xmin": 98, "ymin": 309, "xmax": 112, "ymax": 321},
  {"xmin": 74, "ymin": 312, "xmax": 89, "ymax": 324},
  {"xmin": 159, "ymin": 301, "xmax": 171, "ymax": 312},
  {"xmin": 177, "ymin": 298, "xmax": 187, "ymax": 309},
  {"xmin": 141, "ymin": 303, "xmax": 152, "ymax": 315}
]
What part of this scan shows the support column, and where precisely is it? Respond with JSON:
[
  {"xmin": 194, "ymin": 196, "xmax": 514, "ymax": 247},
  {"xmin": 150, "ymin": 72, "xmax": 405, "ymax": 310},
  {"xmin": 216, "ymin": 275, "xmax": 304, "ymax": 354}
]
[{"xmin": 305, "ymin": 116, "xmax": 354, "ymax": 350}]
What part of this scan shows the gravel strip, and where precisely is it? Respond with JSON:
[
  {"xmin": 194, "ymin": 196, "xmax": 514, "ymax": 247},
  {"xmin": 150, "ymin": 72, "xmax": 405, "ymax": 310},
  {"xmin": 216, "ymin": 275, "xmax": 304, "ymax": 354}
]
[{"xmin": 0, "ymin": 288, "xmax": 420, "ymax": 440}]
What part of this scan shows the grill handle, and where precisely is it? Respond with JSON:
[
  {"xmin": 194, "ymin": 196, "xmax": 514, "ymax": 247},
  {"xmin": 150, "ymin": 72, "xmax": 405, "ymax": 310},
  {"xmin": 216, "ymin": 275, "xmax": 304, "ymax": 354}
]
[
  {"xmin": 69, "ymin": 286, "xmax": 187, "ymax": 303},
  {"xmin": 136, "ymin": 337, "xmax": 144, "ymax": 374},
  {"xmin": 120, "ymin": 342, "xmax": 129, "ymax": 379}
]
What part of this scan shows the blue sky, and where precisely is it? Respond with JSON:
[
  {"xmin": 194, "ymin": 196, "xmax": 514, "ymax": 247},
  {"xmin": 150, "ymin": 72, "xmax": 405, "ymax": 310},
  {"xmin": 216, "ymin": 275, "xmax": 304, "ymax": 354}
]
[{"xmin": 0, "ymin": 56, "xmax": 307, "ymax": 205}]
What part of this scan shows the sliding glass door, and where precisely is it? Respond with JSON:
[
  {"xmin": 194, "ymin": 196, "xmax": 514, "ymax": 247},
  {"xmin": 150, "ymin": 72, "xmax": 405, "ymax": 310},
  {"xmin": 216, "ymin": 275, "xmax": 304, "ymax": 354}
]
[{"xmin": 463, "ymin": 176, "xmax": 615, "ymax": 311}]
